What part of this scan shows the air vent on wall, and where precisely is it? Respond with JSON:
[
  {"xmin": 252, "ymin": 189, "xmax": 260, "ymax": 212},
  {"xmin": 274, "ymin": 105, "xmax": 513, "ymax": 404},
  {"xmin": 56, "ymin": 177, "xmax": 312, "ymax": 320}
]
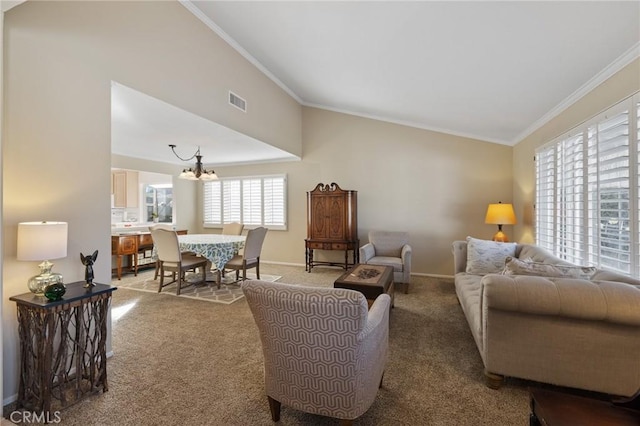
[{"xmin": 229, "ymin": 91, "xmax": 247, "ymax": 112}]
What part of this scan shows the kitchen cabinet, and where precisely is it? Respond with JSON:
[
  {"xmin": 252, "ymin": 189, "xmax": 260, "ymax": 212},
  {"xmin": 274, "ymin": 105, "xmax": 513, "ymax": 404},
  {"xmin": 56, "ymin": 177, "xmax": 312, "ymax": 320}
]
[
  {"xmin": 112, "ymin": 170, "xmax": 139, "ymax": 208},
  {"xmin": 111, "ymin": 235, "xmax": 138, "ymax": 280}
]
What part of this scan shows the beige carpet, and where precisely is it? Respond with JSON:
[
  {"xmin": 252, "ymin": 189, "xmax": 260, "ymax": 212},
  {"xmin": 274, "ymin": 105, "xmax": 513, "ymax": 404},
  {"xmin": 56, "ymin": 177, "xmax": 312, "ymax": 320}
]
[
  {"xmin": 114, "ymin": 270, "xmax": 281, "ymax": 304},
  {"xmin": 4, "ymin": 264, "xmax": 536, "ymax": 425}
]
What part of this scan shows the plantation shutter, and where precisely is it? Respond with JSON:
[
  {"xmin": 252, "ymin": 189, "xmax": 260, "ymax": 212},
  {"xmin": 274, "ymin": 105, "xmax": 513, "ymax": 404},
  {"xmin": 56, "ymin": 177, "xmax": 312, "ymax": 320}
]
[
  {"xmin": 637, "ymin": 99, "xmax": 640, "ymax": 275},
  {"xmin": 242, "ymin": 178, "xmax": 262, "ymax": 225},
  {"xmin": 202, "ymin": 175, "xmax": 287, "ymax": 229},
  {"xmin": 535, "ymin": 144, "xmax": 556, "ymax": 252},
  {"xmin": 203, "ymin": 180, "xmax": 222, "ymax": 225},
  {"xmin": 263, "ymin": 177, "xmax": 286, "ymax": 227},
  {"xmin": 587, "ymin": 109, "xmax": 630, "ymax": 274},
  {"xmin": 556, "ymin": 133, "xmax": 585, "ymax": 264},
  {"xmin": 223, "ymin": 180, "xmax": 242, "ymax": 224}
]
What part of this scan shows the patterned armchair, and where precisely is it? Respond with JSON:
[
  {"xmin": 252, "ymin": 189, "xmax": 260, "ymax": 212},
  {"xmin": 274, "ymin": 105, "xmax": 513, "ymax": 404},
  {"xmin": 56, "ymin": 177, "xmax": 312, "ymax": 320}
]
[
  {"xmin": 360, "ymin": 231, "xmax": 412, "ymax": 293},
  {"xmin": 243, "ymin": 280, "xmax": 390, "ymax": 426}
]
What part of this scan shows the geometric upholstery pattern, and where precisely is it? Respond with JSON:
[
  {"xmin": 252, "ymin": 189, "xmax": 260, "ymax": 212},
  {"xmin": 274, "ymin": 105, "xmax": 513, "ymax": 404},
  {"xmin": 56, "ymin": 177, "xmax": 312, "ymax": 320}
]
[
  {"xmin": 360, "ymin": 230, "xmax": 412, "ymax": 293},
  {"xmin": 242, "ymin": 280, "xmax": 390, "ymax": 424}
]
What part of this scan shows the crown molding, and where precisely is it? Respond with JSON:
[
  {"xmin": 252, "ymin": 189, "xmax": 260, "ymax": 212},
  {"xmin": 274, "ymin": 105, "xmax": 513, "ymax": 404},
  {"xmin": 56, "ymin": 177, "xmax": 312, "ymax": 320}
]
[
  {"xmin": 512, "ymin": 41, "xmax": 640, "ymax": 145},
  {"xmin": 180, "ymin": 0, "xmax": 303, "ymax": 104}
]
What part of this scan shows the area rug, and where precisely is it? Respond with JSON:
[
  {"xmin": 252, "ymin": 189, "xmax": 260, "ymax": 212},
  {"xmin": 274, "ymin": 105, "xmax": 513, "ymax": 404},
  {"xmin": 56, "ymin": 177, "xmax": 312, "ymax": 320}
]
[{"xmin": 113, "ymin": 270, "xmax": 281, "ymax": 305}]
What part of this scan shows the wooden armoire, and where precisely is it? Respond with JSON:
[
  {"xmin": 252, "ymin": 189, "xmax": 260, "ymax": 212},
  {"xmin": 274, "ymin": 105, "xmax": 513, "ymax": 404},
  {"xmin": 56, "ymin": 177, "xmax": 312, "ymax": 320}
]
[{"xmin": 305, "ymin": 182, "xmax": 358, "ymax": 272}]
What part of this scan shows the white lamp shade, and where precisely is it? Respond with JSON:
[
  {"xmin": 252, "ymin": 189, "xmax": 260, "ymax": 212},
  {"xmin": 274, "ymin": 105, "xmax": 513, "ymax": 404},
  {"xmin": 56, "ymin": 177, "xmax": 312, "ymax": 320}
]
[{"xmin": 17, "ymin": 221, "xmax": 68, "ymax": 261}]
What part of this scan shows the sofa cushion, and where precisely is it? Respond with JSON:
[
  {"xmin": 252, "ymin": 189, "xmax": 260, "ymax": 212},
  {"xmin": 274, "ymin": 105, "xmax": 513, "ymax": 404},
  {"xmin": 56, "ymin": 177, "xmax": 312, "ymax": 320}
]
[
  {"xmin": 367, "ymin": 256, "xmax": 403, "ymax": 273},
  {"xmin": 503, "ymin": 256, "xmax": 597, "ymax": 279},
  {"xmin": 465, "ymin": 237, "xmax": 517, "ymax": 275},
  {"xmin": 482, "ymin": 274, "xmax": 640, "ymax": 326},
  {"xmin": 592, "ymin": 270, "xmax": 640, "ymax": 286}
]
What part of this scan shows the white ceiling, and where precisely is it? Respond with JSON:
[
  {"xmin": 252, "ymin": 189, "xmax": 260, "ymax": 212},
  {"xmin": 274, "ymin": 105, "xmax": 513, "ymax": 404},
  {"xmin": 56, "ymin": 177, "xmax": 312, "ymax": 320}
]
[
  {"xmin": 186, "ymin": 0, "xmax": 640, "ymax": 146},
  {"xmin": 110, "ymin": 82, "xmax": 299, "ymax": 167}
]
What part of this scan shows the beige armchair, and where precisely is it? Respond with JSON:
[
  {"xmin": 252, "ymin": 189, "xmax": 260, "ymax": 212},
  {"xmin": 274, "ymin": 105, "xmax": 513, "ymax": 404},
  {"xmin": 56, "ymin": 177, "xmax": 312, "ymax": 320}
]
[
  {"xmin": 243, "ymin": 280, "xmax": 390, "ymax": 426},
  {"xmin": 360, "ymin": 231, "xmax": 412, "ymax": 293}
]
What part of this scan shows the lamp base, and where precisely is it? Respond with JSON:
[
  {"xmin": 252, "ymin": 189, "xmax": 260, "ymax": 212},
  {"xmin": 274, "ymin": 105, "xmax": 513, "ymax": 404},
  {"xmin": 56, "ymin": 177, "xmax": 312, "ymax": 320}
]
[
  {"xmin": 492, "ymin": 231, "xmax": 510, "ymax": 243},
  {"xmin": 27, "ymin": 260, "xmax": 64, "ymax": 295}
]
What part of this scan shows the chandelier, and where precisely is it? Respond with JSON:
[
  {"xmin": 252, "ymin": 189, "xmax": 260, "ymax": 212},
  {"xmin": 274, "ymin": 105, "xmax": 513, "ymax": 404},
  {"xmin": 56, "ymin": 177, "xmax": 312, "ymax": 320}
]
[{"xmin": 169, "ymin": 144, "xmax": 218, "ymax": 181}]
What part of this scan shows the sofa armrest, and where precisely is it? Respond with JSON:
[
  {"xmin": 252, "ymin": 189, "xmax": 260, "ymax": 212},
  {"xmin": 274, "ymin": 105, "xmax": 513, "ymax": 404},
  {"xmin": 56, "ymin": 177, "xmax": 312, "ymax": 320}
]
[
  {"xmin": 482, "ymin": 274, "xmax": 640, "ymax": 326},
  {"xmin": 452, "ymin": 241, "xmax": 467, "ymax": 275},
  {"xmin": 360, "ymin": 243, "xmax": 375, "ymax": 263},
  {"xmin": 401, "ymin": 244, "xmax": 412, "ymax": 269}
]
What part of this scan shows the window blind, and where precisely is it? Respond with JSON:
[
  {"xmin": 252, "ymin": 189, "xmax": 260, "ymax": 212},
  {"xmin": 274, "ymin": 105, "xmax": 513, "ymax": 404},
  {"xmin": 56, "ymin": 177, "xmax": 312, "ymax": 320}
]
[
  {"xmin": 203, "ymin": 175, "xmax": 287, "ymax": 230},
  {"xmin": 535, "ymin": 145, "xmax": 556, "ymax": 252},
  {"xmin": 587, "ymin": 110, "xmax": 630, "ymax": 274},
  {"xmin": 536, "ymin": 94, "xmax": 638, "ymax": 276},
  {"xmin": 557, "ymin": 133, "xmax": 585, "ymax": 264}
]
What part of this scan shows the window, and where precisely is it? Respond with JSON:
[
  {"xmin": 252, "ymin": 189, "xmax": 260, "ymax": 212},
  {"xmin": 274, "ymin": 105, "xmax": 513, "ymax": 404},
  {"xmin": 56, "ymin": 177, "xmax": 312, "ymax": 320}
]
[
  {"xmin": 144, "ymin": 184, "xmax": 173, "ymax": 223},
  {"xmin": 203, "ymin": 175, "xmax": 287, "ymax": 230},
  {"xmin": 535, "ymin": 94, "xmax": 639, "ymax": 276}
]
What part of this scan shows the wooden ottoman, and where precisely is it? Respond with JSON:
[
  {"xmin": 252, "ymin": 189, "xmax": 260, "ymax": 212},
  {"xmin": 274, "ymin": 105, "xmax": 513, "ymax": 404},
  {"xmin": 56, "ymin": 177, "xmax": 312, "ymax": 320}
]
[{"xmin": 334, "ymin": 264, "xmax": 394, "ymax": 308}]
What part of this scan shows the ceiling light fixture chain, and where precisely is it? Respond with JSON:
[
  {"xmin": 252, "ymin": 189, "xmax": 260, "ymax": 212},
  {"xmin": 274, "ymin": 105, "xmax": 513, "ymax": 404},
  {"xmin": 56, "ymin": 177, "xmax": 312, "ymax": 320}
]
[
  {"xmin": 168, "ymin": 144, "xmax": 218, "ymax": 181},
  {"xmin": 169, "ymin": 144, "xmax": 199, "ymax": 162}
]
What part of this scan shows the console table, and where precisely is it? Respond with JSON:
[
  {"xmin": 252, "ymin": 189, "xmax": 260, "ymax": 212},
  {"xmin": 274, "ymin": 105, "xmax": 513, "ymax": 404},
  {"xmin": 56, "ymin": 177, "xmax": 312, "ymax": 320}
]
[{"xmin": 10, "ymin": 282, "xmax": 117, "ymax": 416}]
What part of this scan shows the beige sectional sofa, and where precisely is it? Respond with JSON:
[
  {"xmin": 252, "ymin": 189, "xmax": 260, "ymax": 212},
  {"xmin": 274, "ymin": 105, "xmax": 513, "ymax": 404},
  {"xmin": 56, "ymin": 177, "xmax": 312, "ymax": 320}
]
[{"xmin": 452, "ymin": 238, "xmax": 640, "ymax": 397}]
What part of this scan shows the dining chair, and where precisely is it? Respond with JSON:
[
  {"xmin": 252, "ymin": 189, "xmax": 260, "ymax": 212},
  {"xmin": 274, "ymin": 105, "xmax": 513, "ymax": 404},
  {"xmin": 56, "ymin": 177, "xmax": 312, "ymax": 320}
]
[
  {"xmin": 149, "ymin": 224, "xmax": 181, "ymax": 280},
  {"xmin": 222, "ymin": 222, "xmax": 244, "ymax": 235},
  {"xmin": 243, "ymin": 280, "xmax": 390, "ymax": 425},
  {"xmin": 222, "ymin": 226, "xmax": 267, "ymax": 282},
  {"xmin": 150, "ymin": 228, "xmax": 207, "ymax": 295}
]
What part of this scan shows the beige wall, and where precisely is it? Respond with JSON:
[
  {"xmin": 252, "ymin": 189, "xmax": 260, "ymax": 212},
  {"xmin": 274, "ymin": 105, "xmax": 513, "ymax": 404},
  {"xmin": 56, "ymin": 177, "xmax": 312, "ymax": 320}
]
[
  {"xmin": 2, "ymin": 1, "xmax": 301, "ymax": 402},
  {"xmin": 513, "ymin": 58, "xmax": 640, "ymax": 244},
  {"xmin": 208, "ymin": 107, "xmax": 514, "ymax": 276}
]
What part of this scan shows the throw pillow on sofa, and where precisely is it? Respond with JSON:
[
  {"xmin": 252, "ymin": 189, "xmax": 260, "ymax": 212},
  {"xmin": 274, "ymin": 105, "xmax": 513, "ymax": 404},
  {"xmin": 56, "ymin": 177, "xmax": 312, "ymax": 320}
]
[
  {"xmin": 502, "ymin": 256, "xmax": 597, "ymax": 279},
  {"xmin": 465, "ymin": 236, "xmax": 517, "ymax": 275}
]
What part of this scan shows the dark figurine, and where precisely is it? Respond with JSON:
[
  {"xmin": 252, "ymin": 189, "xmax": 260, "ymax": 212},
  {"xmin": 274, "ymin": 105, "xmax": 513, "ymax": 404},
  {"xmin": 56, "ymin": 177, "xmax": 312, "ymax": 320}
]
[{"xmin": 81, "ymin": 250, "xmax": 99, "ymax": 288}]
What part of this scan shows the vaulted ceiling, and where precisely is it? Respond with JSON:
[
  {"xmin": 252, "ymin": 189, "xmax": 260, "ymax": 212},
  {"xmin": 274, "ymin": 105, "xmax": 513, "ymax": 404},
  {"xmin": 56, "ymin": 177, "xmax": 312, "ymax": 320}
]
[
  {"xmin": 8, "ymin": 1, "xmax": 638, "ymax": 166},
  {"xmin": 186, "ymin": 1, "xmax": 640, "ymax": 145}
]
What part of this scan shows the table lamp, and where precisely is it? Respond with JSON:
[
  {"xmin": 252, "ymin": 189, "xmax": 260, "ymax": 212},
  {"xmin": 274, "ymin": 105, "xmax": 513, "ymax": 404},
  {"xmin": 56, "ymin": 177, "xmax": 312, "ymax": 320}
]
[
  {"xmin": 17, "ymin": 221, "xmax": 68, "ymax": 294},
  {"xmin": 485, "ymin": 202, "xmax": 516, "ymax": 242}
]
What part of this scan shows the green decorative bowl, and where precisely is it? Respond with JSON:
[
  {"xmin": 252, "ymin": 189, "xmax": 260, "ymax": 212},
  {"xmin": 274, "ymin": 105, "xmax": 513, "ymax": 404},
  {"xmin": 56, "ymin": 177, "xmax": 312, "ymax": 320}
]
[{"xmin": 44, "ymin": 282, "xmax": 66, "ymax": 301}]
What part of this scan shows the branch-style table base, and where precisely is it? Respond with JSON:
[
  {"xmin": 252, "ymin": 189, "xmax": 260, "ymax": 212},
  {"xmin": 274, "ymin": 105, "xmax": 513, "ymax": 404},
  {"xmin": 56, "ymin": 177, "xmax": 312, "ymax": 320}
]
[{"xmin": 10, "ymin": 282, "xmax": 116, "ymax": 416}]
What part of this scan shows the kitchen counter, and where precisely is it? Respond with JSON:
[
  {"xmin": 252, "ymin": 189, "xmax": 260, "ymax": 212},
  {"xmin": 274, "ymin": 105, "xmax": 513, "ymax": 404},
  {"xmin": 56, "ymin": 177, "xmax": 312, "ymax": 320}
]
[{"xmin": 111, "ymin": 223, "xmax": 163, "ymax": 235}]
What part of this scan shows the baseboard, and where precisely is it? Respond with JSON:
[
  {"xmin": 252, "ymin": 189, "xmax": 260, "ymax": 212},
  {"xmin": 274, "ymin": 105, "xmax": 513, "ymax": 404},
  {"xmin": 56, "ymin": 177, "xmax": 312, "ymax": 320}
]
[
  {"xmin": 411, "ymin": 272, "xmax": 455, "ymax": 279},
  {"xmin": 2, "ymin": 393, "xmax": 16, "ymax": 407},
  {"xmin": 261, "ymin": 260, "xmax": 305, "ymax": 267}
]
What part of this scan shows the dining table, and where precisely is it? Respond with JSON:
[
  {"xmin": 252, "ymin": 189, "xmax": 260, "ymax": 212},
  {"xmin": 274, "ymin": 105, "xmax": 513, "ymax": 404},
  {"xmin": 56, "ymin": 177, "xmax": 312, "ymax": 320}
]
[{"xmin": 156, "ymin": 234, "xmax": 246, "ymax": 284}]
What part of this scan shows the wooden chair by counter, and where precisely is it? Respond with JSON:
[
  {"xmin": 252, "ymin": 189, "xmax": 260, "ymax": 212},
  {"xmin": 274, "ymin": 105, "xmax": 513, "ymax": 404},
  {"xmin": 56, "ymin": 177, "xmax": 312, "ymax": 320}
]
[
  {"xmin": 150, "ymin": 228, "xmax": 207, "ymax": 295},
  {"xmin": 222, "ymin": 222, "xmax": 244, "ymax": 236},
  {"xmin": 223, "ymin": 227, "xmax": 267, "ymax": 283}
]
